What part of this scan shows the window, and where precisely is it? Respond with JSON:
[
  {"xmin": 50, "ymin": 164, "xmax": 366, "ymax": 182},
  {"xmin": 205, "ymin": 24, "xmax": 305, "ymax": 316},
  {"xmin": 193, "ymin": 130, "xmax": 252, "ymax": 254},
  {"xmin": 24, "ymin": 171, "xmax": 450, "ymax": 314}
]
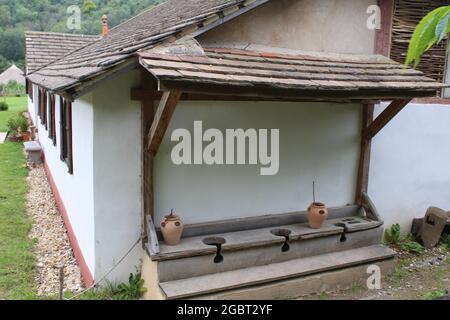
[
  {"xmin": 38, "ymin": 88, "xmax": 48, "ymax": 128},
  {"xmin": 48, "ymin": 94, "xmax": 56, "ymax": 145},
  {"xmin": 60, "ymin": 97, "xmax": 73, "ymax": 174},
  {"xmin": 37, "ymin": 88, "xmax": 41, "ymax": 118},
  {"xmin": 390, "ymin": 0, "xmax": 449, "ymax": 96}
]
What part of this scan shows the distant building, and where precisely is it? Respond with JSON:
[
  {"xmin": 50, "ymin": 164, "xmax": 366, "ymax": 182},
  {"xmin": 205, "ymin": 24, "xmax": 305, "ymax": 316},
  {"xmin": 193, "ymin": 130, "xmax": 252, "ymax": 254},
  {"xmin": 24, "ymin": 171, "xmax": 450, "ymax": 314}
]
[{"xmin": 0, "ymin": 64, "xmax": 25, "ymax": 85}]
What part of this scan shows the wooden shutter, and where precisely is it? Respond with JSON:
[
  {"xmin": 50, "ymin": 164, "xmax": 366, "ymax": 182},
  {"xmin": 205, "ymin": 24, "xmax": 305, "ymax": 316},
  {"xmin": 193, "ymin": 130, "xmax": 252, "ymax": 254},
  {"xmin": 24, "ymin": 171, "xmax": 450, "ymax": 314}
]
[
  {"xmin": 49, "ymin": 95, "xmax": 56, "ymax": 145},
  {"xmin": 60, "ymin": 97, "xmax": 67, "ymax": 161},
  {"xmin": 66, "ymin": 101, "xmax": 73, "ymax": 174},
  {"xmin": 390, "ymin": 0, "xmax": 450, "ymax": 95},
  {"xmin": 59, "ymin": 98, "xmax": 73, "ymax": 174},
  {"xmin": 39, "ymin": 88, "xmax": 44, "ymax": 123},
  {"xmin": 43, "ymin": 91, "xmax": 48, "ymax": 130}
]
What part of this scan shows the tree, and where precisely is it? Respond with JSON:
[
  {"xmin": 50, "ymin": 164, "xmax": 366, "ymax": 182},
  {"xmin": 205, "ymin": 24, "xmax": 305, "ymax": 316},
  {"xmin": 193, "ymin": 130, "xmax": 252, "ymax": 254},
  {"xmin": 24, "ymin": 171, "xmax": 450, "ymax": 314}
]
[
  {"xmin": 82, "ymin": 0, "xmax": 97, "ymax": 14},
  {"xmin": 406, "ymin": 6, "xmax": 450, "ymax": 67},
  {"xmin": 0, "ymin": 55, "xmax": 9, "ymax": 73},
  {"xmin": 0, "ymin": 0, "xmax": 165, "ymax": 69}
]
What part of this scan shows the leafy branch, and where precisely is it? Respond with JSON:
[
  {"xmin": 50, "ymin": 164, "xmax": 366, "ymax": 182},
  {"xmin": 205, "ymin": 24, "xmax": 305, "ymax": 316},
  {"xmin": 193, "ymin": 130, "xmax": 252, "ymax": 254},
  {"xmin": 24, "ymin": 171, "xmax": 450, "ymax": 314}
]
[{"xmin": 406, "ymin": 6, "xmax": 450, "ymax": 67}]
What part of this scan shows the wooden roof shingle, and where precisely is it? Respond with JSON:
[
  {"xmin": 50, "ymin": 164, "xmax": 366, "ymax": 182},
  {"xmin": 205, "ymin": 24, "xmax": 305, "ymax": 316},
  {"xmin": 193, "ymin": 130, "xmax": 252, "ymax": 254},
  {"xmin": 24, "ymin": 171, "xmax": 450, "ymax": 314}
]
[
  {"xmin": 25, "ymin": 31, "xmax": 100, "ymax": 74},
  {"xmin": 139, "ymin": 47, "xmax": 446, "ymax": 100},
  {"xmin": 26, "ymin": 0, "xmax": 270, "ymax": 96}
]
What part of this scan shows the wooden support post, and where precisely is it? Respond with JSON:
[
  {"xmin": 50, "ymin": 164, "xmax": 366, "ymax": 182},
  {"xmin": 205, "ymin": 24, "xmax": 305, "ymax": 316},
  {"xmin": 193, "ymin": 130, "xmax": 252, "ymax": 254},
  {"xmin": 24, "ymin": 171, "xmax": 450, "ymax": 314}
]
[
  {"xmin": 141, "ymin": 71, "xmax": 157, "ymax": 244},
  {"xmin": 147, "ymin": 90, "xmax": 182, "ymax": 154},
  {"xmin": 375, "ymin": 0, "xmax": 394, "ymax": 57},
  {"xmin": 364, "ymin": 99, "xmax": 411, "ymax": 141},
  {"xmin": 355, "ymin": 104, "xmax": 374, "ymax": 205}
]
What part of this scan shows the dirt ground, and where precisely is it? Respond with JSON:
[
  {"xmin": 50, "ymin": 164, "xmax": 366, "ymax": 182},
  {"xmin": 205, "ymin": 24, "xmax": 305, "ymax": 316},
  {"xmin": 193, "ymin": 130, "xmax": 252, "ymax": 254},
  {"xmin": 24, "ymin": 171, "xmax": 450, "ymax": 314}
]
[{"xmin": 301, "ymin": 245, "xmax": 450, "ymax": 300}]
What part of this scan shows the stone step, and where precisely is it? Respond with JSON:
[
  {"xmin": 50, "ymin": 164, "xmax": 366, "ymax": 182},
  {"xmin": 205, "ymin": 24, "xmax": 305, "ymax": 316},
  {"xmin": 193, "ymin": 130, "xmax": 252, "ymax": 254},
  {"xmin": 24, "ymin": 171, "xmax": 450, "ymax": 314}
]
[
  {"xmin": 159, "ymin": 245, "xmax": 396, "ymax": 300},
  {"xmin": 0, "ymin": 132, "xmax": 7, "ymax": 144},
  {"xmin": 158, "ymin": 225, "xmax": 383, "ymax": 282}
]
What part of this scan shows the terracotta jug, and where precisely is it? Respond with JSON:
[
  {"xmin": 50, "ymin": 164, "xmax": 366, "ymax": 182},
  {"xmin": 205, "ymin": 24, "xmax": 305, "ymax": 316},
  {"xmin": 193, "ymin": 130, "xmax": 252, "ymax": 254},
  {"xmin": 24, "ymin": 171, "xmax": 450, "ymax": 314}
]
[
  {"xmin": 160, "ymin": 210, "xmax": 184, "ymax": 246},
  {"xmin": 308, "ymin": 202, "xmax": 329, "ymax": 229}
]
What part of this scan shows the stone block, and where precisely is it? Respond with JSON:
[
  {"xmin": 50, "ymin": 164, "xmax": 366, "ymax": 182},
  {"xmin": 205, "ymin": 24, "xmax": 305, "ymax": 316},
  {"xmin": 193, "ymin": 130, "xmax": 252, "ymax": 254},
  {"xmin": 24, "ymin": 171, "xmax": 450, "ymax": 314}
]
[{"xmin": 24, "ymin": 141, "xmax": 42, "ymax": 165}]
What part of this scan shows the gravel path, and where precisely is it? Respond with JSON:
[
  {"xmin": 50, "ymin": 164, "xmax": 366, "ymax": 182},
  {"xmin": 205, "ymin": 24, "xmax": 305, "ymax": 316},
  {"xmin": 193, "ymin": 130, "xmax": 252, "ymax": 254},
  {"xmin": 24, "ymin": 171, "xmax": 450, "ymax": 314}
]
[{"xmin": 26, "ymin": 165, "xmax": 84, "ymax": 296}]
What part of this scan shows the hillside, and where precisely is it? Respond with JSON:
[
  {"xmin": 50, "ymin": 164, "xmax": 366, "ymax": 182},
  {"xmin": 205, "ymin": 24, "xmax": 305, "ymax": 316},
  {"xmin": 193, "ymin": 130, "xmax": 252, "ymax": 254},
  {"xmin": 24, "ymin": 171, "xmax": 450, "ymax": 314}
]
[{"xmin": 0, "ymin": 0, "xmax": 163, "ymax": 73}]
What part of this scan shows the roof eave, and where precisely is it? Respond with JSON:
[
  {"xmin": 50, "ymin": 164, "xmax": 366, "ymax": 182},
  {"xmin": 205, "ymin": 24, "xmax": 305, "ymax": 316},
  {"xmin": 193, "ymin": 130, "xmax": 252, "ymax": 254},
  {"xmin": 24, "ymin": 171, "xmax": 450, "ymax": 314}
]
[{"xmin": 156, "ymin": 78, "xmax": 443, "ymax": 102}]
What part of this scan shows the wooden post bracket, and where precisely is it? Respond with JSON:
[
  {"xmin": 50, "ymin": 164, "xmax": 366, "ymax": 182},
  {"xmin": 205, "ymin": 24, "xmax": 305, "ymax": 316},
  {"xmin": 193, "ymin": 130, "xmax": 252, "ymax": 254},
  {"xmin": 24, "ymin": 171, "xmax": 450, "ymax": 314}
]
[
  {"xmin": 364, "ymin": 99, "xmax": 411, "ymax": 141},
  {"xmin": 147, "ymin": 90, "xmax": 182, "ymax": 154}
]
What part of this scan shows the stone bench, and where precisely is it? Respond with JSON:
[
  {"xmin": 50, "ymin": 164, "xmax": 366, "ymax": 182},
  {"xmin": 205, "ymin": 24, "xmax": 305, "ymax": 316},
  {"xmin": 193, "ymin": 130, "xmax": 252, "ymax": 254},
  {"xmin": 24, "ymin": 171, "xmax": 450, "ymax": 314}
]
[{"xmin": 24, "ymin": 141, "xmax": 42, "ymax": 165}]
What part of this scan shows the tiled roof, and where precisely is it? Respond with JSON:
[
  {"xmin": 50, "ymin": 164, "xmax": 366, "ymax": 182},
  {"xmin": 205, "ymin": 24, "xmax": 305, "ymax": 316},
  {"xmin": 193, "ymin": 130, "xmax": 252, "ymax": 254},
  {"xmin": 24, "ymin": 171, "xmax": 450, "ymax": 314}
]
[
  {"xmin": 0, "ymin": 64, "xmax": 25, "ymax": 85},
  {"xmin": 25, "ymin": 31, "xmax": 100, "ymax": 74},
  {"xmin": 27, "ymin": 0, "xmax": 270, "ymax": 95},
  {"xmin": 139, "ymin": 46, "xmax": 445, "ymax": 99}
]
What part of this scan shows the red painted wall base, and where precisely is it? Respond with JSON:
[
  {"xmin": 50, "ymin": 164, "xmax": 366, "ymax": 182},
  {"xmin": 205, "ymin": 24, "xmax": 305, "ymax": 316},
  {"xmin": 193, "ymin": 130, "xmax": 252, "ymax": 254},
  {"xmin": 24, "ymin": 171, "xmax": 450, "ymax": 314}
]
[{"xmin": 43, "ymin": 161, "xmax": 95, "ymax": 287}]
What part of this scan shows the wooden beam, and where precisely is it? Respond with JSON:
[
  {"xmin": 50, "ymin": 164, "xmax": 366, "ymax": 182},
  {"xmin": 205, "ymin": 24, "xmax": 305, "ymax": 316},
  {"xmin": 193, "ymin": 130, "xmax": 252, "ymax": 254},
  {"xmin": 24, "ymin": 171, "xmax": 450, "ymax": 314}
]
[
  {"xmin": 375, "ymin": 0, "xmax": 394, "ymax": 57},
  {"xmin": 159, "ymin": 79, "xmax": 436, "ymax": 101},
  {"xmin": 364, "ymin": 99, "xmax": 411, "ymax": 140},
  {"xmin": 142, "ymin": 71, "xmax": 157, "ymax": 242},
  {"xmin": 131, "ymin": 88, "xmax": 365, "ymax": 103},
  {"xmin": 355, "ymin": 104, "xmax": 374, "ymax": 205},
  {"xmin": 147, "ymin": 90, "xmax": 182, "ymax": 154}
]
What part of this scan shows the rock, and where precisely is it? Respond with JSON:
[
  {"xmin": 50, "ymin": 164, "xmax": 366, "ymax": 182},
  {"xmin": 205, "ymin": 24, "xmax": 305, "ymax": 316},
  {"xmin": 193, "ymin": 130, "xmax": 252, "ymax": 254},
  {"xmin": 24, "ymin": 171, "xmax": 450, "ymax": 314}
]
[{"xmin": 418, "ymin": 207, "xmax": 448, "ymax": 249}]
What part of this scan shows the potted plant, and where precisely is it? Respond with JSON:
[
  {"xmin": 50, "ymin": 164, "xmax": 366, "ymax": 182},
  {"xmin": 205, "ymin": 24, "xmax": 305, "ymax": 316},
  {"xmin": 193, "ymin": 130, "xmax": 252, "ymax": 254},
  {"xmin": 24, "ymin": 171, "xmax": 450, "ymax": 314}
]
[
  {"xmin": 6, "ymin": 116, "xmax": 21, "ymax": 142},
  {"xmin": 17, "ymin": 114, "xmax": 30, "ymax": 141}
]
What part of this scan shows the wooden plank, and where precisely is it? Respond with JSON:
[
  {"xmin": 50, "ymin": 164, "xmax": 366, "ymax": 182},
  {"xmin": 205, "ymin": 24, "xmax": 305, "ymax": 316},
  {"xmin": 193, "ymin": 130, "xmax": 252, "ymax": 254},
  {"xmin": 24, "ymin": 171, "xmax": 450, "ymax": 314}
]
[
  {"xmin": 131, "ymin": 88, "xmax": 362, "ymax": 103},
  {"xmin": 355, "ymin": 104, "xmax": 374, "ymax": 205},
  {"xmin": 365, "ymin": 99, "xmax": 411, "ymax": 140},
  {"xmin": 159, "ymin": 245, "xmax": 396, "ymax": 299},
  {"xmin": 160, "ymin": 79, "xmax": 436, "ymax": 101},
  {"xmin": 161, "ymin": 205, "xmax": 360, "ymax": 239},
  {"xmin": 147, "ymin": 90, "xmax": 181, "ymax": 154},
  {"xmin": 155, "ymin": 221, "xmax": 345, "ymax": 261},
  {"xmin": 362, "ymin": 192, "xmax": 382, "ymax": 222},
  {"xmin": 146, "ymin": 215, "xmax": 160, "ymax": 255}
]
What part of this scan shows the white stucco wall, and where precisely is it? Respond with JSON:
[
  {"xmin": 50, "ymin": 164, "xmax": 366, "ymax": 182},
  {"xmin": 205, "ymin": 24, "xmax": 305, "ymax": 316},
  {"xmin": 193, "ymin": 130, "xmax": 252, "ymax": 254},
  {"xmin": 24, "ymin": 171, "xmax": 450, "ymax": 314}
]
[
  {"xmin": 370, "ymin": 103, "xmax": 450, "ymax": 232},
  {"xmin": 198, "ymin": 0, "xmax": 376, "ymax": 54},
  {"xmin": 33, "ymin": 89, "xmax": 96, "ymax": 275},
  {"xmin": 92, "ymin": 70, "xmax": 144, "ymax": 282},
  {"xmin": 155, "ymin": 101, "xmax": 362, "ymax": 225}
]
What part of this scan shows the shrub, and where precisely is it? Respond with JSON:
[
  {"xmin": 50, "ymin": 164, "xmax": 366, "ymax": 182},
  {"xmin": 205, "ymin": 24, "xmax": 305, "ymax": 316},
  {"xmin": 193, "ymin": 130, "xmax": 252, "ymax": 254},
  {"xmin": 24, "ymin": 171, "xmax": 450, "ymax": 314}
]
[
  {"xmin": 0, "ymin": 101, "xmax": 8, "ymax": 111},
  {"xmin": 6, "ymin": 116, "xmax": 19, "ymax": 135},
  {"xmin": 385, "ymin": 223, "xmax": 401, "ymax": 244},
  {"xmin": 385, "ymin": 224, "xmax": 425, "ymax": 255},
  {"xmin": 16, "ymin": 113, "xmax": 28, "ymax": 132},
  {"xmin": 2, "ymin": 81, "xmax": 25, "ymax": 97},
  {"xmin": 108, "ymin": 273, "xmax": 147, "ymax": 300},
  {"xmin": 6, "ymin": 113, "xmax": 28, "ymax": 135},
  {"xmin": 440, "ymin": 234, "xmax": 450, "ymax": 250},
  {"xmin": 399, "ymin": 238, "xmax": 425, "ymax": 254}
]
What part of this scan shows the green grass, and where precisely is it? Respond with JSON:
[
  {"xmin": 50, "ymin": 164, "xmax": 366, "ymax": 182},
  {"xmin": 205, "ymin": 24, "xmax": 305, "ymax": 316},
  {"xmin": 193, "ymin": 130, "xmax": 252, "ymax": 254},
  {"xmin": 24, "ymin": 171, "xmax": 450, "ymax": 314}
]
[
  {"xmin": 423, "ymin": 289, "xmax": 448, "ymax": 300},
  {"xmin": 0, "ymin": 96, "xmax": 28, "ymax": 132},
  {"xmin": 0, "ymin": 141, "xmax": 36, "ymax": 299}
]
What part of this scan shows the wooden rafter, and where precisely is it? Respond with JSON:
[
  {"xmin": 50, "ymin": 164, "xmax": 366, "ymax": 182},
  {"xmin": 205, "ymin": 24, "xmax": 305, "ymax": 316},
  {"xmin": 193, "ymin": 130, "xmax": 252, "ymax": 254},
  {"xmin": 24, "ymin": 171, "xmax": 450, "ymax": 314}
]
[
  {"xmin": 364, "ymin": 99, "xmax": 411, "ymax": 141},
  {"xmin": 147, "ymin": 90, "xmax": 182, "ymax": 154}
]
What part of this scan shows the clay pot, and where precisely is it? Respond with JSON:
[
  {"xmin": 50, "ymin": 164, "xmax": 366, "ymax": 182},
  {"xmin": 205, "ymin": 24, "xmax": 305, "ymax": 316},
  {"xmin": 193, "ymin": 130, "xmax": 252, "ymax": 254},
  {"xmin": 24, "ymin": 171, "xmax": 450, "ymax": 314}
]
[
  {"xmin": 160, "ymin": 211, "xmax": 184, "ymax": 246},
  {"xmin": 21, "ymin": 132, "xmax": 31, "ymax": 142},
  {"xmin": 308, "ymin": 202, "xmax": 329, "ymax": 229}
]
